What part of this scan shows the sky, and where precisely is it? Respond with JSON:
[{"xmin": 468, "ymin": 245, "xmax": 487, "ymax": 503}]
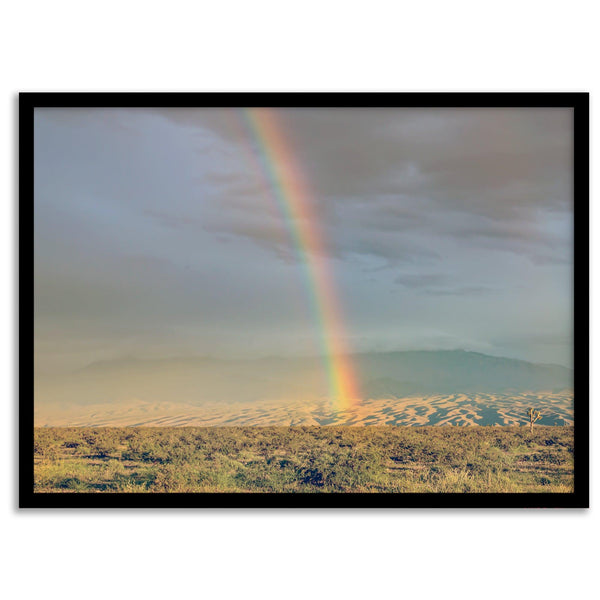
[{"xmin": 34, "ymin": 106, "xmax": 574, "ymax": 375}]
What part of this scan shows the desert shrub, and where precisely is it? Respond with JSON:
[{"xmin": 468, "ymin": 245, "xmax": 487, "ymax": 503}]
[
  {"xmin": 33, "ymin": 425, "xmax": 575, "ymax": 494},
  {"xmin": 150, "ymin": 466, "xmax": 189, "ymax": 492},
  {"xmin": 57, "ymin": 477, "xmax": 88, "ymax": 491},
  {"xmin": 300, "ymin": 466, "xmax": 325, "ymax": 487},
  {"xmin": 93, "ymin": 439, "xmax": 119, "ymax": 458}
]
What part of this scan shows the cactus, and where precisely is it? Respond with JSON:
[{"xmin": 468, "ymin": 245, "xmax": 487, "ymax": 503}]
[{"xmin": 527, "ymin": 407, "xmax": 543, "ymax": 433}]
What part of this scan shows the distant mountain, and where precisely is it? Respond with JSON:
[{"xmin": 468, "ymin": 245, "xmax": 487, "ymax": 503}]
[
  {"xmin": 35, "ymin": 350, "xmax": 573, "ymax": 407},
  {"xmin": 356, "ymin": 350, "xmax": 573, "ymax": 396}
]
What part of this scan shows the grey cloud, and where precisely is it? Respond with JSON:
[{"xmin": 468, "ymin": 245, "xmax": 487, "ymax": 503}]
[
  {"xmin": 144, "ymin": 209, "xmax": 202, "ymax": 229},
  {"xmin": 154, "ymin": 107, "xmax": 571, "ymax": 203},
  {"xmin": 442, "ymin": 212, "xmax": 573, "ymax": 264},
  {"xmin": 205, "ymin": 218, "xmax": 295, "ymax": 262},
  {"xmin": 337, "ymin": 233, "xmax": 441, "ymax": 266},
  {"xmin": 425, "ymin": 285, "xmax": 492, "ymax": 297},
  {"xmin": 395, "ymin": 273, "xmax": 445, "ymax": 288},
  {"xmin": 146, "ymin": 107, "xmax": 572, "ymax": 268},
  {"xmin": 394, "ymin": 273, "xmax": 492, "ymax": 297},
  {"xmin": 39, "ymin": 106, "xmax": 573, "ymax": 268}
]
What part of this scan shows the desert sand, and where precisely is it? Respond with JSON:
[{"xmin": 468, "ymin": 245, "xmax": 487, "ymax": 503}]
[{"xmin": 34, "ymin": 390, "xmax": 573, "ymax": 428}]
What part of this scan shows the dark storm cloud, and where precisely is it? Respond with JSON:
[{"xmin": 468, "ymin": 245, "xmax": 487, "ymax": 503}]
[{"xmin": 150, "ymin": 107, "xmax": 572, "ymax": 267}]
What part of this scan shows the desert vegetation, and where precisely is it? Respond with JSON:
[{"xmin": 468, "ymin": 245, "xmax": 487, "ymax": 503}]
[
  {"xmin": 527, "ymin": 407, "xmax": 543, "ymax": 432},
  {"xmin": 33, "ymin": 426, "xmax": 574, "ymax": 493}
]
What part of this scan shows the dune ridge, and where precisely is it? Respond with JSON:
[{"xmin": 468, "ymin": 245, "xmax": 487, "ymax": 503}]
[{"xmin": 34, "ymin": 390, "xmax": 573, "ymax": 428}]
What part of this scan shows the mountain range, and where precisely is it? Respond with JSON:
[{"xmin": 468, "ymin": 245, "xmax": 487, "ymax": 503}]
[{"xmin": 35, "ymin": 350, "xmax": 573, "ymax": 407}]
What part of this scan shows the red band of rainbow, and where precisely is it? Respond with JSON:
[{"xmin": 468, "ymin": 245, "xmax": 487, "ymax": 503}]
[{"xmin": 239, "ymin": 108, "xmax": 360, "ymax": 411}]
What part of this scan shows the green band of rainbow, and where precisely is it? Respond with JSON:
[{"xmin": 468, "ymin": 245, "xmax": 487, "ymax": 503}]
[{"xmin": 239, "ymin": 108, "xmax": 360, "ymax": 411}]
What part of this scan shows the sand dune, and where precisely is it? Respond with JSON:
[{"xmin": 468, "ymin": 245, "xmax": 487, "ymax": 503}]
[{"xmin": 34, "ymin": 390, "xmax": 573, "ymax": 427}]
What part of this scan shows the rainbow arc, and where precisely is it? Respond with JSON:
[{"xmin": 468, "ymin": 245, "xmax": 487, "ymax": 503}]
[{"xmin": 238, "ymin": 108, "xmax": 360, "ymax": 411}]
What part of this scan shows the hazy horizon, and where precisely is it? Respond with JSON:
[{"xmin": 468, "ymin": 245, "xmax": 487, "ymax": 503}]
[{"xmin": 69, "ymin": 347, "xmax": 572, "ymax": 373}]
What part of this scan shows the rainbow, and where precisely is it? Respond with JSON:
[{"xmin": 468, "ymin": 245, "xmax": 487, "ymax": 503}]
[{"xmin": 237, "ymin": 108, "xmax": 360, "ymax": 411}]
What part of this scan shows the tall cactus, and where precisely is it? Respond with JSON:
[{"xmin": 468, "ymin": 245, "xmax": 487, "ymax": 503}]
[{"xmin": 527, "ymin": 407, "xmax": 542, "ymax": 433}]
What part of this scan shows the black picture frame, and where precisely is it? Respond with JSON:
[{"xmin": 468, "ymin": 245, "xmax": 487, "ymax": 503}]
[{"xmin": 20, "ymin": 92, "xmax": 589, "ymax": 509}]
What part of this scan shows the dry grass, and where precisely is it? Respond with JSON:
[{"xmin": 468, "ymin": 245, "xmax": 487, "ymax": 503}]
[{"xmin": 33, "ymin": 425, "xmax": 574, "ymax": 493}]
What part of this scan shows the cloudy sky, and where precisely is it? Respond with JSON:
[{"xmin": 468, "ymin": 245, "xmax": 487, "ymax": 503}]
[{"xmin": 34, "ymin": 106, "xmax": 574, "ymax": 374}]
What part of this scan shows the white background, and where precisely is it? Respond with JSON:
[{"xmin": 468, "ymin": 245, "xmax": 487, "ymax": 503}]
[{"xmin": 1, "ymin": 2, "xmax": 596, "ymax": 598}]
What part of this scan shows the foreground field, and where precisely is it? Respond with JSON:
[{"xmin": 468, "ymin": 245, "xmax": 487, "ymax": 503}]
[{"xmin": 34, "ymin": 426, "xmax": 574, "ymax": 493}]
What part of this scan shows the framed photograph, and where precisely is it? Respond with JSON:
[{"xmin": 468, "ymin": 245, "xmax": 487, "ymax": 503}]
[{"xmin": 20, "ymin": 93, "xmax": 588, "ymax": 508}]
